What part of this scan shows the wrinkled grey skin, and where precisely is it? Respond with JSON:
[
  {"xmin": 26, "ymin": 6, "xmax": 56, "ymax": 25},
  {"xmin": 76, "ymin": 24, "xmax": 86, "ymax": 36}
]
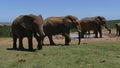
[
  {"xmin": 115, "ymin": 23, "xmax": 120, "ymax": 36},
  {"xmin": 43, "ymin": 15, "xmax": 80, "ymax": 45},
  {"xmin": 11, "ymin": 14, "xmax": 44, "ymax": 51},
  {"xmin": 78, "ymin": 16, "xmax": 111, "ymax": 38}
]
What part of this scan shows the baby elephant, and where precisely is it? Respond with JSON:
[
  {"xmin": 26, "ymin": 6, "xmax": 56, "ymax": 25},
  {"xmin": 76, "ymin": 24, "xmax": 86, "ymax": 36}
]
[{"xmin": 11, "ymin": 14, "xmax": 44, "ymax": 51}]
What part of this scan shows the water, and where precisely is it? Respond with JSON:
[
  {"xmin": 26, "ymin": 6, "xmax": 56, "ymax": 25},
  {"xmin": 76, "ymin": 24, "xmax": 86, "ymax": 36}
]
[{"xmin": 70, "ymin": 34, "xmax": 95, "ymax": 39}]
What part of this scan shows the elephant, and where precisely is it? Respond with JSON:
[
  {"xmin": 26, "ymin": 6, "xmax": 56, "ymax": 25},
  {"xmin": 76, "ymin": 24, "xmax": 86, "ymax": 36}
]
[
  {"xmin": 115, "ymin": 23, "xmax": 120, "ymax": 36},
  {"xmin": 78, "ymin": 16, "xmax": 111, "ymax": 38},
  {"xmin": 11, "ymin": 14, "xmax": 45, "ymax": 51},
  {"xmin": 43, "ymin": 15, "xmax": 80, "ymax": 45}
]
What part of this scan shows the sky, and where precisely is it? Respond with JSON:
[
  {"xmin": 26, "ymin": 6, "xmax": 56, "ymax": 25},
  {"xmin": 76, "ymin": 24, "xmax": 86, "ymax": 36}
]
[{"xmin": 0, "ymin": 0, "xmax": 120, "ymax": 23}]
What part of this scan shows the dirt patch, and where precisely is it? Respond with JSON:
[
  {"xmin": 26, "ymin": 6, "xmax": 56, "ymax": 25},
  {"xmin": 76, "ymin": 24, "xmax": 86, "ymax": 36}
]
[{"xmin": 0, "ymin": 29, "xmax": 120, "ymax": 46}]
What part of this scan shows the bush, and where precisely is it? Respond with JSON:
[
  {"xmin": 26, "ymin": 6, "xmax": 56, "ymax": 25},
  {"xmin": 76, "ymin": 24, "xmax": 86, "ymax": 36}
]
[
  {"xmin": 107, "ymin": 20, "xmax": 120, "ymax": 28},
  {"xmin": 0, "ymin": 25, "xmax": 11, "ymax": 37}
]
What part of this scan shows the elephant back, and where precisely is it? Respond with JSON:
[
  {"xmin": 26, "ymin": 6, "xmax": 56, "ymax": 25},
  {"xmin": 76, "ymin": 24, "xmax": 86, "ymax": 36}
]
[{"xmin": 79, "ymin": 18, "xmax": 100, "ymax": 31}]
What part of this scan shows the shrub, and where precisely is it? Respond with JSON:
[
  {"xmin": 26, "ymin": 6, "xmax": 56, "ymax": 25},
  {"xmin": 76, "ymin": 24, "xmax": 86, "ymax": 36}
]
[{"xmin": 0, "ymin": 25, "xmax": 11, "ymax": 37}]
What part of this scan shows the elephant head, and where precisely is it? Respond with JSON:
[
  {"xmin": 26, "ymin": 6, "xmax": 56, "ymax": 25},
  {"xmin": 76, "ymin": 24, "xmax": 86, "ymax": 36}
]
[
  {"xmin": 95, "ymin": 16, "xmax": 111, "ymax": 34},
  {"xmin": 63, "ymin": 15, "xmax": 79, "ymax": 29},
  {"xmin": 11, "ymin": 14, "xmax": 44, "ymax": 51}
]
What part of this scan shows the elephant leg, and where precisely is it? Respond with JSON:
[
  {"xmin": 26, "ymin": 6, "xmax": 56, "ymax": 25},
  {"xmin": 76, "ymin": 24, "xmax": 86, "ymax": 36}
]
[
  {"xmin": 13, "ymin": 35, "xmax": 17, "ymax": 49},
  {"xmin": 34, "ymin": 33, "xmax": 43, "ymax": 50},
  {"xmin": 81, "ymin": 31, "xmax": 85, "ymax": 38},
  {"xmin": 41, "ymin": 35, "xmax": 46, "ymax": 45},
  {"xmin": 118, "ymin": 30, "xmax": 120, "ymax": 36},
  {"xmin": 18, "ymin": 37, "xmax": 24, "ymax": 50},
  {"xmin": 116, "ymin": 29, "xmax": 118, "ymax": 36},
  {"xmin": 27, "ymin": 36, "xmax": 33, "ymax": 51},
  {"xmin": 94, "ymin": 31, "xmax": 98, "ymax": 38},
  {"xmin": 48, "ymin": 36, "xmax": 55, "ymax": 45},
  {"xmin": 62, "ymin": 33, "xmax": 71, "ymax": 45},
  {"xmin": 98, "ymin": 28, "xmax": 102, "ymax": 38},
  {"xmin": 78, "ymin": 31, "xmax": 81, "ymax": 45},
  {"xmin": 98, "ymin": 26, "xmax": 102, "ymax": 38}
]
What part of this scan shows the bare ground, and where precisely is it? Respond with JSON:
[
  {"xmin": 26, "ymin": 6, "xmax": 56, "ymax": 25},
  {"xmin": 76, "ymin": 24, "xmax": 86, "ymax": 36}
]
[{"xmin": 0, "ymin": 29, "xmax": 120, "ymax": 46}]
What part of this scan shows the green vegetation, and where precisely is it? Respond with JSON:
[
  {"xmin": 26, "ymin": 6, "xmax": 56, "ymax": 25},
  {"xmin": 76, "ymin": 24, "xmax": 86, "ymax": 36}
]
[
  {"xmin": 1, "ymin": 42, "xmax": 120, "ymax": 68},
  {"xmin": 0, "ymin": 25, "xmax": 11, "ymax": 37},
  {"xmin": 107, "ymin": 20, "xmax": 120, "ymax": 28}
]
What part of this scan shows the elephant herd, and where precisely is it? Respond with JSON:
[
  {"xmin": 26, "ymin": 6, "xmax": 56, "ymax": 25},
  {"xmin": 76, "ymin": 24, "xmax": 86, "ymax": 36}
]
[{"xmin": 11, "ymin": 14, "xmax": 111, "ymax": 51}]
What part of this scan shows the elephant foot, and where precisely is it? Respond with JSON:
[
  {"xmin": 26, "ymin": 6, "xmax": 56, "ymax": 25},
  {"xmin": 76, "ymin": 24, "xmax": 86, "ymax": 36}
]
[
  {"xmin": 94, "ymin": 36, "xmax": 98, "ymax": 38},
  {"xmin": 13, "ymin": 47, "xmax": 17, "ymax": 50},
  {"xmin": 28, "ymin": 47, "xmax": 34, "ymax": 51},
  {"xmin": 38, "ymin": 47, "xmax": 42, "ymax": 50},
  {"xmin": 19, "ymin": 47, "xmax": 25, "ymax": 50},
  {"xmin": 81, "ymin": 36, "xmax": 84, "ymax": 38},
  {"xmin": 13, "ymin": 45, "xmax": 17, "ymax": 50},
  {"xmin": 37, "ymin": 45, "xmax": 42, "ymax": 50},
  {"xmin": 42, "ymin": 43, "xmax": 44, "ymax": 45},
  {"xmin": 65, "ymin": 43, "xmax": 69, "ymax": 45},
  {"xmin": 50, "ymin": 43, "xmax": 56, "ymax": 45},
  {"xmin": 78, "ymin": 42, "xmax": 80, "ymax": 45}
]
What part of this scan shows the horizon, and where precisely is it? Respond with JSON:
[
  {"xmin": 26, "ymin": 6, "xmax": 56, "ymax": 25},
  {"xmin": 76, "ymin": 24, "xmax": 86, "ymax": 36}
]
[
  {"xmin": 0, "ymin": 0, "xmax": 120, "ymax": 22},
  {"xmin": 1, "ymin": 19, "xmax": 120, "ymax": 25}
]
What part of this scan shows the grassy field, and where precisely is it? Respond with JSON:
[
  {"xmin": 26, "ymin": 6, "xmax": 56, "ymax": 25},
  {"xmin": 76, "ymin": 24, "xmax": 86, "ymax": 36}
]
[
  {"xmin": 0, "ymin": 39, "xmax": 120, "ymax": 68},
  {"xmin": 0, "ymin": 20, "xmax": 120, "ymax": 68}
]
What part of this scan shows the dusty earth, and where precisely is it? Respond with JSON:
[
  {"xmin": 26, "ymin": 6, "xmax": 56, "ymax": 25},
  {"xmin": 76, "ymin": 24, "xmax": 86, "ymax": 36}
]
[{"xmin": 0, "ymin": 29, "xmax": 120, "ymax": 46}]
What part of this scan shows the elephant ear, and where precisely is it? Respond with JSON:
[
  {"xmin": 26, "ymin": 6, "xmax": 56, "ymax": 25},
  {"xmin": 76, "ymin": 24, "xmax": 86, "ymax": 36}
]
[
  {"xmin": 21, "ymin": 15, "xmax": 34, "ymax": 29},
  {"xmin": 38, "ymin": 14, "xmax": 43, "ymax": 20},
  {"xmin": 38, "ymin": 14, "xmax": 44, "ymax": 24},
  {"xmin": 63, "ymin": 15, "xmax": 78, "ymax": 28},
  {"xmin": 22, "ymin": 15, "xmax": 34, "ymax": 22},
  {"xmin": 96, "ymin": 16, "xmax": 106, "ymax": 25}
]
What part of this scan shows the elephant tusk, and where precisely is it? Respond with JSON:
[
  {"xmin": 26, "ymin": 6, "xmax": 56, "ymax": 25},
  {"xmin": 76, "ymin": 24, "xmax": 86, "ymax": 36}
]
[
  {"xmin": 36, "ymin": 33, "xmax": 40, "ymax": 36},
  {"xmin": 77, "ymin": 30, "xmax": 81, "ymax": 33},
  {"xmin": 109, "ymin": 29, "xmax": 111, "ymax": 34}
]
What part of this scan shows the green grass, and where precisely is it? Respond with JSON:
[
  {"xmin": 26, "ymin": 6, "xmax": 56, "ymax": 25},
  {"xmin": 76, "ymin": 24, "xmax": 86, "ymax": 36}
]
[
  {"xmin": 1, "ymin": 41, "xmax": 120, "ymax": 68},
  {"xmin": 107, "ymin": 20, "xmax": 120, "ymax": 28}
]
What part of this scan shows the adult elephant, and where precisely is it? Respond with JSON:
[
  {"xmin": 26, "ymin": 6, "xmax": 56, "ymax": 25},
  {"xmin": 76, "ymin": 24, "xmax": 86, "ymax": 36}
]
[
  {"xmin": 78, "ymin": 16, "xmax": 111, "ymax": 38},
  {"xmin": 11, "ymin": 14, "xmax": 44, "ymax": 51},
  {"xmin": 115, "ymin": 23, "xmax": 120, "ymax": 36},
  {"xmin": 43, "ymin": 15, "xmax": 80, "ymax": 45}
]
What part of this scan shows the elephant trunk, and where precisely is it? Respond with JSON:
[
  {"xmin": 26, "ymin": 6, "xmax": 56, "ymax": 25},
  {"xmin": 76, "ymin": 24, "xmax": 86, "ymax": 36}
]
[
  {"xmin": 104, "ymin": 24, "xmax": 111, "ymax": 34},
  {"xmin": 76, "ymin": 25, "xmax": 81, "ymax": 45},
  {"xmin": 78, "ymin": 30, "xmax": 81, "ymax": 45},
  {"xmin": 107, "ymin": 28, "xmax": 111, "ymax": 34},
  {"xmin": 78, "ymin": 32, "xmax": 81, "ymax": 45},
  {"xmin": 38, "ymin": 26, "xmax": 45, "ymax": 38}
]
